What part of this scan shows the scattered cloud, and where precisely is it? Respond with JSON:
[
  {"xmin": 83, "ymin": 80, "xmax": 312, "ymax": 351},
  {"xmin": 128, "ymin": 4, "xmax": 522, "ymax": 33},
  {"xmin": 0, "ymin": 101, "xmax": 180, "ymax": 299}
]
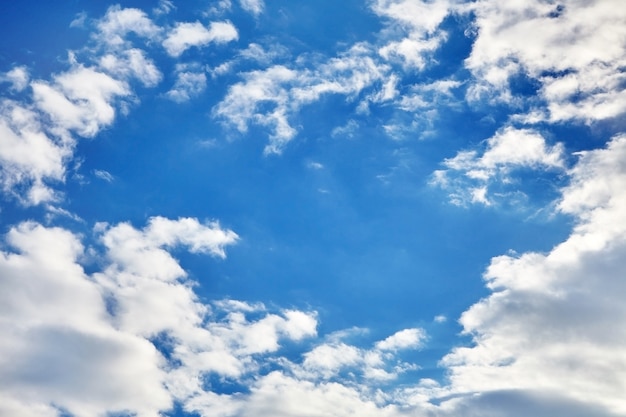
[
  {"xmin": 432, "ymin": 127, "xmax": 565, "ymax": 206},
  {"xmin": 0, "ymin": 66, "xmax": 29, "ymax": 92},
  {"xmin": 239, "ymin": 0, "xmax": 264, "ymax": 16},
  {"xmin": 163, "ymin": 21, "xmax": 238, "ymax": 57},
  {"xmin": 93, "ymin": 169, "xmax": 114, "ymax": 182},
  {"xmin": 98, "ymin": 48, "xmax": 162, "ymax": 87},
  {"xmin": 464, "ymin": 0, "xmax": 626, "ymax": 122},
  {"xmin": 96, "ymin": 5, "xmax": 161, "ymax": 47},
  {"xmin": 433, "ymin": 134, "xmax": 626, "ymax": 415},
  {"xmin": 166, "ymin": 63, "xmax": 208, "ymax": 102}
]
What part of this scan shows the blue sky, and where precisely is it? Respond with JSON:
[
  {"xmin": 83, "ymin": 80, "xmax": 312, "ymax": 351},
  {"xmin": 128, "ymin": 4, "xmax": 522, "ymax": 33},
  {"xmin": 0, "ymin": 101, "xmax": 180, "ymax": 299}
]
[{"xmin": 1, "ymin": 1, "xmax": 626, "ymax": 416}]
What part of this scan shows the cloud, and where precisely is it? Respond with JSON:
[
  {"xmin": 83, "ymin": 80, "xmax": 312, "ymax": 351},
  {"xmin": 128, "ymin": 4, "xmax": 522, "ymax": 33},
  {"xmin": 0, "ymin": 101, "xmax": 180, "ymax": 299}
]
[
  {"xmin": 0, "ymin": 216, "xmax": 323, "ymax": 416},
  {"xmin": 432, "ymin": 127, "xmax": 565, "ymax": 206},
  {"xmin": 376, "ymin": 328, "xmax": 426, "ymax": 351},
  {"xmin": 163, "ymin": 21, "xmax": 239, "ymax": 57},
  {"xmin": 0, "ymin": 100, "xmax": 71, "ymax": 205},
  {"xmin": 32, "ymin": 66, "xmax": 129, "ymax": 138},
  {"xmin": 166, "ymin": 64, "xmax": 208, "ymax": 102},
  {"xmin": 214, "ymin": 44, "xmax": 389, "ymax": 154},
  {"xmin": 239, "ymin": 0, "xmax": 264, "ymax": 16},
  {"xmin": 0, "ymin": 222, "xmax": 172, "ymax": 417},
  {"xmin": 93, "ymin": 169, "xmax": 114, "ymax": 182},
  {"xmin": 464, "ymin": 0, "xmax": 626, "ymax": 122},
  {"xmin": 372, "ymin": 0, "xmax": 452, "ymax": 69},
  {"xmin": 1, "ymin": 66, "xmax": 29, "ymax": 92},
  {"xmin": 98, "ymin": 48, "xmax": 162, "ymax": 87},
  {"xmin": 432, "ymin": 134, "xmax": 626, "ymax": 415},
  {"xmin": 96, "ymin": 5, "xmax": 161, "ymax": 47}
]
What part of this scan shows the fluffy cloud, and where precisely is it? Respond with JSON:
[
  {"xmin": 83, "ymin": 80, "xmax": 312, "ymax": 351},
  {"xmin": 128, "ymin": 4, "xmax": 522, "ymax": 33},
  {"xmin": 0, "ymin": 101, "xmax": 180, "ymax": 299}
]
[
  {"xmin": 432, "ymin": 127, "xmax": 565, "ymax": 206},
  {"xmin": 1, "ymin": 66, "xmax": 29, "ymax": 91},
  {"xmin": 166, "ymin": 64, "xmax": 208, "ymax": 102},
  {"xmin": 96, "ymin": 5, "xmax": 161, "ymax": 46},
  {"xmin": 32, "ymin": 66, "xmax": 129, "ymax": 138},
  {"xmin": 0, "ymin": 100, "xmax": 71, "ymax": 204},
  {"xmin": 163, "ymin": 21, "xmax": 238, "ymax": 57},
  {"xmin": 0, "ymin": 217, "xmax": 322, "ymax": 416},
  {"xmin": 214, "ymin": 44, "xmax": 389, "ymax": 154},
  {"xmin": 372, "ymin": 0, "xmax": 451, "ymax": 69},
  {"xmin": 239, "ymin": 0, "xmax": 264, "ymax": 16},
  {"xmin": 98, "ymin": 48, "xmax": 162, "ymax": 87},
  {"xmin": 465, "ymin": 0, "xmax": 626, "ymax": 122},
  {"xmin": 431, "ymin": 134, "xmax": 626, "ymax": 415}
]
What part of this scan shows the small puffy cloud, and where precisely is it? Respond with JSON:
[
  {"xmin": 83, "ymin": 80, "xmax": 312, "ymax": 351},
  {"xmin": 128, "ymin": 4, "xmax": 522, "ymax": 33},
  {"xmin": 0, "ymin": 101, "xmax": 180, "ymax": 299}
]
[
  {"xmin": 239, "ymin": 0, "xmax": 264, "ymax": 16},
  {"xmin": 297, "ymin": 327, "xmax": 426, "ymax": 382},
  {"xmin": 372, "ymin": 0, "xmax": 451, "ymax": 69},
  {"xmin": 154, "ymin": 0, "xmax": 176, "ymax": 15},
  {"xmin": 0, "ymin": 100, "xmax": 71, "ymax": 205},
  {"xmin": 98, "ymin": 48, "xmax": 162, "ymax": 87},
  {"xmin": 163, "ymin": 21, "xmax": 238, "ymax": 57},
  {"xmin": 1, "ymin": 66, "xmax": 29, "ymax": 92},
  {"xmin": 432, "ymin": 127, "xmax": 565, "ymax": 206},
  {"xmin": 96, "ymin": 5, "xmax": 161, "ymax": 46},
  {"xmin": 32, "ymin": 65, "xmax": 130, "ymax": 138},
  {"xmin": 166, "ymin": 64, "xmax": 207, "ymax": 102},
  {"xmin": 375, "ymin": 328, "xmax": 426, "ymax": 351}
]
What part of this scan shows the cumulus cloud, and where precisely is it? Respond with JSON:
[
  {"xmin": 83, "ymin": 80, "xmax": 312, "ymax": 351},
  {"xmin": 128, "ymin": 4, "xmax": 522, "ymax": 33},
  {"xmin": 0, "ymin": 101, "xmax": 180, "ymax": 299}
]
[
  {"xmin": 96, "ymin": 5, "xmax": 161, "ymax": 46},
  {"xmin": 464, "ymin": 0, "xmax": 626, "ymax": 122},
  {"xmin": 372, "ymin": 0, "xmax": 452, "ymax": 69},
  {"xmin": 429, "ymin": 134, "xmax": 626, "ymax": 415},
  {"xmin": 0, "ymin": 217, "xmax": 322, "ymax": 416},
  {"xmin": 163, "ymin": 21, "xmax": 238, "ymax": 57},
  {"xmin": 0, "ymin": 100, "xmax": 71, "ymax": 205},
  {"xmin": 1, "ymin": 66, "xmax": 30, "ymax": 92},
  {"xmin": 432, "ymin": 127, "xmax": 565, "ymax": 206},
  {"xmin": 32, "ymin": 66, "xmax": 130, "ymax": 138}
]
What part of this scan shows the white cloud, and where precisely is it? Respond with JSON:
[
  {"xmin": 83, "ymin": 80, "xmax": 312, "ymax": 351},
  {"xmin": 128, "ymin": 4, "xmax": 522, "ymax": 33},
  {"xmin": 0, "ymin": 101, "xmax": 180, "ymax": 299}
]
[
  {"xmin": 239, "ymin": 0, "xmax": 264, "ymax": 16},
  {"xmin": 32, "ymin": 65, "xmax": 130, "ymax": 138},
  {"xmin": 464, "ymin": 0, "xmax": 626, "ymax": 122},
  {"xmin": 163, "ymin": 21, "xmax": 238, "ymax": 57},
  {"xmin": 372, "ymin": 0, "xmax": 451, "ymax": 69},
  {"xmin": 376, "ymin": 328, "xmax": 426, "ymax": 351},
  {"xmin": 98, "ymin": 48, "xmax": 162, "ymax": 87},
  {"xmin": 0, "ymin": 222, "xmax": 172, "ymax": 417},
  {"xmin": 0, "ymin": 100, "xmax": 71, "ymax": 205},
  {"xmin": 154, "ymin": 0, "xmax": 176, "ymax": 15},
  {"xmin": 0, "ymin": 217, "xmax": 323, "ymax": 416},
  {"xmin": 166, "ymin": 64, "xmax": 208, "ymax": 102},
  {"xmin": 1, "ymin": 66, "xmax": 29, "ymax": 92},
  {"xmin": 430, "ymin": 134, "xmax": 626, "ymax": 415},
  {"xmin": 215, "ymin": 45, "xmax": 389, "ymax": 154},
  {"xmin": 93, "ymin": 169, "xmax": 114, "ymax": 182},
  {"xmin": 96, "ymin": 5, "xmax": 161, "ymax": 46},
  {"xmin": 432, "ymin": 127, "xmax": 565, "ymax": 206}
]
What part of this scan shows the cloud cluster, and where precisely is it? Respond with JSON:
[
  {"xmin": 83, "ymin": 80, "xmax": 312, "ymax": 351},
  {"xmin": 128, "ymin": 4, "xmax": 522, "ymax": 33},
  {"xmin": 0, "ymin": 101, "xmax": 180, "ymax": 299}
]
[
  {"xmin": 0, "ymin": 5, "xmax": 241, "ymax": 205},
  {"xmin": 432, "ymin": 127, "xmax": 565, "ymax": 205},
  {"xmin": 465, "ymin": 0, "xmax": 626, "ymax": 122}
]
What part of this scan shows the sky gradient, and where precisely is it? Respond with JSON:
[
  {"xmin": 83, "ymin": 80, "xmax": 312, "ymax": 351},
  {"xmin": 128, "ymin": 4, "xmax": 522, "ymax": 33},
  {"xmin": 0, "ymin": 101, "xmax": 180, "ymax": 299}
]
[{"xmin": 1, "ymin": 1, "xmax": 626, "ymax": 416}]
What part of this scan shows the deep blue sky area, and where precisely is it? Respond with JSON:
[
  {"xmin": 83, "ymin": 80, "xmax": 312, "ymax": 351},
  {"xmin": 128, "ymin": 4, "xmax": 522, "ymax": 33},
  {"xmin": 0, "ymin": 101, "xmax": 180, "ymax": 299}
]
[{"xmin": 2, "ymin": 1, "xmax": 624, "ymax": 417}]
